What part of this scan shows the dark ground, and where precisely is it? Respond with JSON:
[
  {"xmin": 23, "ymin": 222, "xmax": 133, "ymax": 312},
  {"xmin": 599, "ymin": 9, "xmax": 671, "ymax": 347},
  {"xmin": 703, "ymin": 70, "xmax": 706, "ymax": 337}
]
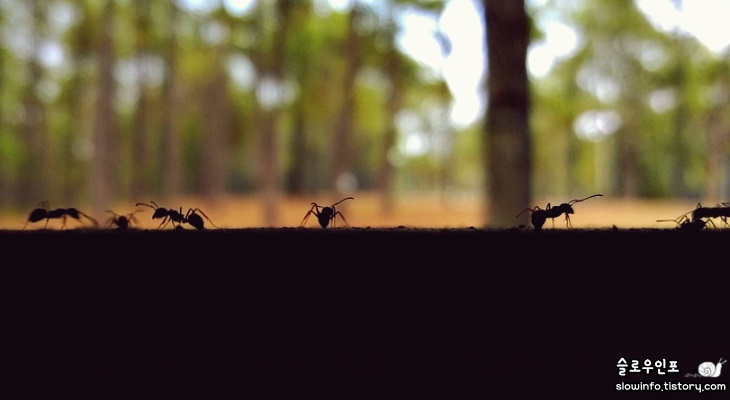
[{"xmin": 5, "ymin": 227, "xmax": 729, "ymax": 399}]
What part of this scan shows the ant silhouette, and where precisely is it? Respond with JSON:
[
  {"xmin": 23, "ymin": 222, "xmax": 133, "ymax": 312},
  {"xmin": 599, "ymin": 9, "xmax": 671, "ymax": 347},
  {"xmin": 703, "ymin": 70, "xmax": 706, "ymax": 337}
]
[
  {"xmin": 23, "ymin": 202, "xmax": 99, "ymax": 230},
  {"xmin": 106, "ymin": 209, "xmax": 143, "ymax": 230},
  {"xmin": 688, "ymin": 202, "xmax": 730, "ymax": 227},
  {"xmin": 657, "ymin": 212, "xmax": 710, "ymax": 232},
  {"xmin": 657, "ymin": 202, "xmax": 730, "ymax": 231},
  {"xmin": 135, "ymin": 201, "xmax": 218, "ymax": 230},
  {"xmin": 516, "ymin": 194, "xmax": 603, "ymax": 230},
  {"xmin": 300, "ymin": 197, "xmax": 354, "ymax": 228}
]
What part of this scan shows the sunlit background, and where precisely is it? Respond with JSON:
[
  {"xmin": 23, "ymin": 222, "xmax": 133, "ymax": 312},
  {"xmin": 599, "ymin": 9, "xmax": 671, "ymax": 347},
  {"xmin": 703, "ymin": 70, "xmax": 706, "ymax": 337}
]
[{"xmin": 1, "ymin": 0, "xmax": 729, "ymax": 229}]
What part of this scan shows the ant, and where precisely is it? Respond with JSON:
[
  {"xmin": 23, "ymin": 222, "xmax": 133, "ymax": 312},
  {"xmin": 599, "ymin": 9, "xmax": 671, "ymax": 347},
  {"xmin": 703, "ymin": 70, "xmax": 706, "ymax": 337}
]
[
  {"xmin": 516, "ymin": 194, "xmax": 603, "ymax": 230},
  {"xmin": 106, "ymin": 209, "xmax": 143, "ymax": 230},
  {"xmin": 135, "ymin": 201, "xmax": 218, "ymax": 230},
  {"xmin": 23, "ymin": 202, "xmax": 99, "ymax": 230},
  {"xmin": 657, "ymin": 202, "xmax": 730, "ymax": 231},
  {"xmin": 300, "ymin": 197, "xmax": 354, "ymax": 228},
  {"xmin": 688, "ymin": 202, "xmax": 730, "ymax": 227},
  {"xmin": 657, "ymin": 212, "xmax": 710, "ymax": 232}
]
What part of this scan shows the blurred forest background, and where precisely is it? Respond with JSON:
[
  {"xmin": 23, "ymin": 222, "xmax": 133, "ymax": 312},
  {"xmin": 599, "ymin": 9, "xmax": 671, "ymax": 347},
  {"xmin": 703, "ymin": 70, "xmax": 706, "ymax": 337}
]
[{"xmin": 0, "ymin": 0, "xmax": 729, "ymax": 229}]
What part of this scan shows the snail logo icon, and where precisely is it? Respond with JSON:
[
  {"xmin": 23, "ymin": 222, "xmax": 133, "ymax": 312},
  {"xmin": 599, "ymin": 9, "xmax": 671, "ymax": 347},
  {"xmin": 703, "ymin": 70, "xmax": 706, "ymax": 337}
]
[{"xmin": 685, "ymin": 358, "xmax": 726, "ymax": 378}]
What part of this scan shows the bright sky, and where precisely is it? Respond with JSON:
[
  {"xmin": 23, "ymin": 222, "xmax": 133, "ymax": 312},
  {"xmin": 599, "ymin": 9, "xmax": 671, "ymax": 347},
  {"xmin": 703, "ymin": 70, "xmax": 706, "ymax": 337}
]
[
  {"xmin": 397, "ymin": 0, "xmax": 484, "ymax": 129},
  {"xmin": 399, "ymin": 0, "xmax": 730, "ymax": 129},
  {"xmin": 181, "ymin": 0, "xmax": 730, "ymax": 129}
]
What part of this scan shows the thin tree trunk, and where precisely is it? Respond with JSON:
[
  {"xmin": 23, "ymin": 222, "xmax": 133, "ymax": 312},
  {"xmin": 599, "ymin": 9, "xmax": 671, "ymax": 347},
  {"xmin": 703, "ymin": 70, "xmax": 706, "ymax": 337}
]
[
  {"xmin": 201, "ymin": 64, "xmax": 230, "ymax": 200},
  {"xmin": 616, "ymin": 117, "xmax": 640, "ymax": 197},
  {"xmin": 332, "ymin": 5, "xmax": 361, "ymax": 195},
  {"xmin": 669, "ymin": 69, "xmax": 690, "ymax": 198},
  {"xmin": 705, "ymin": 119, "xmax": 729, "ymax": 201},
  {"xmin": 259, "ymin": 101, "xmax": 280, "ymax": 226},
  {"xmin": 0, "ymin": 21, "xmax": 6, "ymax": 207},
  {"xmin": 18, "ymin": 0, "xmax": 47, "ymax": 207},
  {"xmin": 484, "ymin": 0, "xmax": 532, "ymax": 227},
  {"xmin": 287, "ymin": 103, "xmax": 307, "ymax": 195},
  {"xmin": 90, "ymin": 0, "xmax": 117, "ymax": 216},
  {"xmin": 256, "ymin": 0, "xmax": 293, "ymax": 226},
  {"xmin": 379, "ymin": 42, "xmax": 403, "ymax": 215},
  {"xmin": 160, "ymin": 1, "xmax": 181, "ymax": 201},
  {"xmin": 131, "ymin": 0, "xmax": 152, "ymax": 199}
]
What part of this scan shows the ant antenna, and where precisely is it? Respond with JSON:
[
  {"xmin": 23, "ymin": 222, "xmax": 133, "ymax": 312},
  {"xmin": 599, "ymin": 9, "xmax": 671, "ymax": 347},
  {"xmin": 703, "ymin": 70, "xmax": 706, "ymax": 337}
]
[
  {"xmin": 657, "ymin": 211, "xmax": 693, "ymax": 226},
  {"xmin": 568, "ymin": 194, "xmax": 603, "ymax": 205},
  {"xmin": 332, "ymin": 196, "xmax": 355, "ymax": 207}
]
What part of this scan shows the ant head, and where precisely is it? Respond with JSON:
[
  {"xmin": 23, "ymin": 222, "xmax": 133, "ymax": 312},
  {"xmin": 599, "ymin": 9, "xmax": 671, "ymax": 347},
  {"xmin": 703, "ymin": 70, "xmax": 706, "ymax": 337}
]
[
  {"xmin": 151, "ymin": 208, "xmax": 168, "ymax": 219},
  {"xmin": 320, "ymin": 206, "xmax": 334, "ymax": 217},
  {"xmin": 555, "ymin": 203, "xmax": 574, "ymax": 214}
]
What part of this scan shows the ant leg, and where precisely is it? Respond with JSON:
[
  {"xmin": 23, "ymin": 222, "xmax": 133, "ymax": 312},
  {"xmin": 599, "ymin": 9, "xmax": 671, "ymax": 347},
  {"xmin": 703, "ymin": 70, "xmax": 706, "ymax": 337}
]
[
  {"xmin": 333, "ymin": 211, "xmax": 350, "ymax": 227},
  {"xmin": 299, "ymin": 206, "xmax": 319, "ymax": 227},
  {"xmin": 515, "ymin": 207, "xmax": 538, "ymax": 218},
  {"xmin": 158, "ymin": 216, "xmax": 170, "ymax": 229},
  {"xmin": 565, "ymin": 215, "xmax": 572, "ymax": 228},
  {"xmin": 299, "ymin": 210, "xmax": 313, "ymax": 227},
  {"xmin": 79, "ymin": 211, "xmax": 99, "ymax": 227},
  {"xmin": 190, "ymin": 208, "xmax": 219, "ymax": 228}
]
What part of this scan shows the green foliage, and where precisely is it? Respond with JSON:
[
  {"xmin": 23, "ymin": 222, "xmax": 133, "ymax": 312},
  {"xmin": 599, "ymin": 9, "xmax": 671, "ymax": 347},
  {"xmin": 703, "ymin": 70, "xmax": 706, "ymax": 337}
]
[{"xmin": 530, "ymin": 0, "xmax": 730, "ymax": 200}]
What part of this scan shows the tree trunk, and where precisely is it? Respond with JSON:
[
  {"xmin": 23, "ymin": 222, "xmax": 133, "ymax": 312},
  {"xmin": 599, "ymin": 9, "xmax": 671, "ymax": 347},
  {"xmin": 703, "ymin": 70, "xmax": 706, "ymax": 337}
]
[
  {"xmin": 160, "ymin": 1, "xmax": 181, "ymax": 201},
  {"xmin": 258, "ymin": 99, "xmax": 280, "ymax": 226},
  {"xmin": 484, "ymin": 0, "xmax": 532, "ymax": 228},
  {"xmin": 254, "ymin": 1, "xmax": 292, "ymax": 226},
  {"xmin": 332, "ymin": 5, "xmax": 361, "ymax": 195},
  {"xmin": 200, "ymin": 63, "xmax": 230, "ymax": 201},
  {"xmin": 704, "ymin": 116, "xmax": 730, "ymax": 201},
  {"xmin": 90, "ymin": 0, "xmax": 118, "ymax": 216},
  {"xmin": 616, "ymin": 117, "xmax": 640, "ymax": 197},
  {"xmin": 287, "ymin": 104, "xmax": 307, "ymax": 195},
  {"xmin": 19, "ymin": 0, "xmax": 49, "ymax": 207},
  {"xmin": 0, "ymin": 33, "xmax": 4, "ymax": 207},
  {"xmin": 131, "ymin": 0, "xmax": 152, "ymax": 199},
  {"xmin": 379, "ymin": 38, "xmax": 403, "ymax": 215}
]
